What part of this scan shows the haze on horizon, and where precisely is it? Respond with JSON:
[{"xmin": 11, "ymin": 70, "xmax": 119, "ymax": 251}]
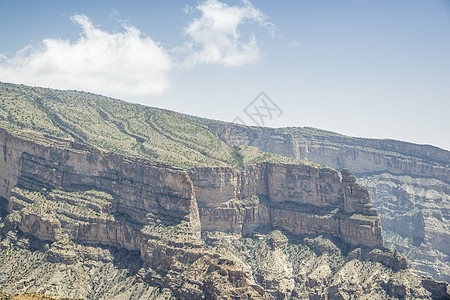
[{"xmin": 0, "ymin": 0, "xmax": 449, "ymax": 150}]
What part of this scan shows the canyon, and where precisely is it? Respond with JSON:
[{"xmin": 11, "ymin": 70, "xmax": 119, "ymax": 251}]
[
  {"xmin": 204, "ymin": 122, "xmax": 450, "ymax": 283},
  {"xmin": 0, "ymin": 82, "xmax": 448, "ymax": 299}
]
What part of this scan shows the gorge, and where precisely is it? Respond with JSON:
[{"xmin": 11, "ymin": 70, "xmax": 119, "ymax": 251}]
[{"xmin": 0, "ymin": 82, "xmax": 448, "ymax": 299}]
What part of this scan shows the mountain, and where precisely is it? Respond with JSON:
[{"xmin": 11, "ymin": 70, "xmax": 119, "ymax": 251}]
[
  {"xmin": 0, "ymin": 82, "xmax": 448, "ymax": 299},
  {"xmin": 199, "ymin": 120, "xmax": 450, "ymax": 283}
]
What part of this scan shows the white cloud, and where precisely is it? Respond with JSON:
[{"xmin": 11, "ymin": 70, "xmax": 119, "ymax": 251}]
[
  {"xmin": 0, "ymin": 1, "xmax": 274, "ymax": 98},
  {"xmin": 0, "ymin": 14, "xmax": 172, "ymax": 98},
  {"xmin": 182, "ymin": 0, "xmax": 271, "ymax": 67}
]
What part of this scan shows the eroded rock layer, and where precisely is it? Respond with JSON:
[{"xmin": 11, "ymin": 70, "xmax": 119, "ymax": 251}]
[
  {"xmin": 205, "ymin": 122, "xmax": 450, "ymax": 283},
  {"xmin": 190, "ymin": 164, "xmax": 382, "ymax": 248},
  {"xmin": 1, "ymin": 127, "xmax": 449, "ymax": 299},
  {"xmin": 1, "ymin": 127, "xmax": 384, "ymax": 249}
]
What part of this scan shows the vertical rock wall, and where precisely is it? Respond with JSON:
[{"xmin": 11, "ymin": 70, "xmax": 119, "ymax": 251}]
[
  {"xmin": 1, "ymin": 128, "xmax": 383, "ymax": 249},
  {"xmin": 190, "ymin": 163, "xmax": 383, "ymax": 247},
  {"xmin": 0, "ymin": 128, "xmax": 201, "ymax": 248}
]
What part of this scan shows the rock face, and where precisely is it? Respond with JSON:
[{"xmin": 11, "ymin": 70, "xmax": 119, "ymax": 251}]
[
  {"xmin": 0, "ymin": 83, "xmax": 448, "ymax": 299},
  {"xmin": 190, "ymin": 164, "xmax": 383, "ymax": 248},
  {"xmin": 2, "ymin": 127, "xmax": 446, "ymax": 299},
  {"xmin": 0, "ymin": 127, "xmax": 383, "ymax": 250},
  {"xmin": 205, "ymin": 122, "xmax": 450, "ymax": 283},
  {"xmin": 205, "ymin": 124, "xmax": 449, "ymax": 183},
  {"xmin": 0, "ymin": 128, "xmax": 197, "ymax": 225},
  {"xmin": 0, "ymin": 128, "xmax": 269, "ymax": 299},
  {"xmin": 359, "ymin": 173, "xmax": 450, "ymax": 283}
]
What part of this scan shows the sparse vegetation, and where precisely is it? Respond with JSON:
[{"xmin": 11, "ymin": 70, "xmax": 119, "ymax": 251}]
[
  {"xmin": 10, "ymin": 187, "xmax": 115, "ymax": 223},
  {"xmin": 0, "ymin": 82, "xmax": 324, "ymax": 171}
]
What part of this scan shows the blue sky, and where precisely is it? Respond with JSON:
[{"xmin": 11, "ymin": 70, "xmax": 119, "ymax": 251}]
[{"xmin": 1, "ymin": 0, "xmax": 449, "ymax": 150}]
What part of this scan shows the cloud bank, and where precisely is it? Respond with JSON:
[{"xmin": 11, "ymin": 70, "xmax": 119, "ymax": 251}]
[
  {"xmin": 0, "ymin": 0, "xmax": 271, "ymax": 98},
  {"xmin": 183, "ymin": 0, "xmax": 269, "ymax": 67},
  {"xmin": 0, "ymin": 15, "xmax": 172, "ymax": 98}
]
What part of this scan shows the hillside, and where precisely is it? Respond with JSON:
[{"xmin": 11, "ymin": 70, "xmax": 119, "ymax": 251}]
[{"xmin": 0, "ymin": 82, "xmax": 318, "ymax": 171}]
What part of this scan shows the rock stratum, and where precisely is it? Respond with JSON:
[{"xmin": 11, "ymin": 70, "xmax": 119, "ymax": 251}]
[
  {"xmin": 0, "ymin": 82, "xmax": 448, "ymax": 299},
  {"xmin": 202, "ymin": 122, "xmax": 450, "ymax": 283}
]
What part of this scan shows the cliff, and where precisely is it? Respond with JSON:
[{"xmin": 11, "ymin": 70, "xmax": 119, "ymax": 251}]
[
  {"xmin": 204, "ymin": 122, "xmax": 450, "ymax": 283},
  {"xmin": 191, "ymin": 164, "xmax": 382, "ymax": 247},
  {"xmin": 203, "ymin": 123, "xmax": 449, "ymax": 182},
  {"xmin": 0, "ymin": 82, "xmax": 448, "ymax": 299},
  {"xmin": 1, "ymin": 126, "xmax": 447, "ymax": 299},
  {"xmin": 1, "ymin": 126, "xmax": 383, "ymax": 247},
  {"xmin": 0, "ymin": 127, "xmax": 264, "ymax": 299}
]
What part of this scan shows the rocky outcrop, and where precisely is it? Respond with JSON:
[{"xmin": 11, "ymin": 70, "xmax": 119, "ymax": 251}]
[
  {"xmin": 0, "ymin": 127, "xmax": 385, "ymax": 249},
  {"xmin": 190, "ymin": 163, "xmax": 383, "ymax": 248},
  {"xmin": 205, "ymin": 124, "xmax": 449, "ymax": 183},
  {"xmin": 1, "ymin": 128, "xmax": 266, "ymax": 299},
  {"xmin": 0, "ymin": 126, "xmax": 448, "ymax": 299},
  {"xmin": 0, "ymin": 128, "xmax": 198, "ymax": 228},
  {"xmin": 204, "ymin": 231, "xmax": 449, "ymax": 300},
  {"xmin": 205, "ymin": 123, "xmax": 450, "ymax": 283},
  {"xmin": 360, "ymin": 173, "xmax": 450, "ymax": 283},
  {"xmin": 1, "ymin": 82, "xmax": 449, "ymax": 298}
]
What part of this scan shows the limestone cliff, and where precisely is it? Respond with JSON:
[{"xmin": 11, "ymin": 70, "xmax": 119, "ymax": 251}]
[
  {"xmin": 0, "ymin": 126, "xmax": 447, "ymax": 299},
  {"xmin": 204, "ymin": 122, "xmax": 450, "ymax": 283},
  {"xmin": 1, "ymin": 126, "xmax": 383, "ymax": 249},
  {"xmin": 0, "ymin": 82, "xmax": 448, "ymax": 299},
  {"xmin": 0, "ymin": 127, "xmax": 264, "ymax": 299},
  {"xmin": 204, "ymin": 124, "xmax": 449, "ymax": 183},
  {"xmin": 190, "ymin": 164, "xmax": 382, "ymax": 248}
]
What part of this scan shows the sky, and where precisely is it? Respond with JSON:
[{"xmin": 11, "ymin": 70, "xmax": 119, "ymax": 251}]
[{"xmin": 0, "ymin": 0, "xmax": 449, "ymax": 150}]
